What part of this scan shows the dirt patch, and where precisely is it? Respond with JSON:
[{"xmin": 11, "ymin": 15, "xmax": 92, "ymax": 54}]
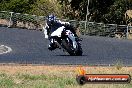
[
  {"xmin": 0, "ymin": 19, "xmax": 8, "ymax": 25},
  {"xmin": 0, "ymin": 64, "xmax": 131, "ymax": 75}
]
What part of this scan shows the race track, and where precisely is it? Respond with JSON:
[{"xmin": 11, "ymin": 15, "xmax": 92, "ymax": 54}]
[{"xmin": 0, "ymin": 27, "xmax": 132, "ymax": 66}]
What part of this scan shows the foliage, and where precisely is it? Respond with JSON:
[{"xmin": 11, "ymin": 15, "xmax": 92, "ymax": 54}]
[
  {"xmin": 0, "ymin": 0, "xmax": 32, "ymax": 13},
  {"xmin": 0, "ymin": 0, "xmax": 131, "ymax": 24},
  {"xmin": 58, "ymin": 0, "xmax": 131, "ymax": 24},
  {"xmin": 30, "ymin": 0, "xmax": 62, "ymax": 17},
  {"xmin": 103, "ymin": 0, "xmax": 128, "ymax": 24}
]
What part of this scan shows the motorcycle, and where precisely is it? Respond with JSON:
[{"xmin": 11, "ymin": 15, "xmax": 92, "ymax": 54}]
[{"xmin": 50, "ymin": 26, "xmax": 83, "ymax": 56}]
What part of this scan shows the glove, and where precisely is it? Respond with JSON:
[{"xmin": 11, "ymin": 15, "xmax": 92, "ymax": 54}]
[{"xmin": 45, "ymin": 35, "xmax": 48, "ymax": 39}]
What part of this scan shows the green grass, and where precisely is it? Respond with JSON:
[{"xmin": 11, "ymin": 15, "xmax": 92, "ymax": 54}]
[
  {"xmin": 0, "ymin": 73, "xmax": 77, "ymax": 88},
  {"xmin": 0, "ymin": 73, "xmax": 14, "ymax": 88},
  {"xmin": 0, "ymin": 65, "xmax": 132, "ymax": 88},
  {"xmin": 0, "ymin": 72, "xmax": 131, "ymax": 88}
]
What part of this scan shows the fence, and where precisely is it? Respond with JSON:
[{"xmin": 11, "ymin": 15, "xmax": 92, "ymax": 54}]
[
  {"xmin": 0, "ymin": 11, "xmax": 132, "ymax": 39},
  {"xmin": 70, "ymin": 21, "xmax": 132, "ymax": 39},
  {"xmin": 0, "ymin": 11, "xmax": 45, "ymax": 30}
]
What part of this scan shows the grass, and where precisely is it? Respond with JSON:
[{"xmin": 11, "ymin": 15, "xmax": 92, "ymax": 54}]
[{"xmin": 0, "ymin": 65, "xmax": 131, "ymax": 88}]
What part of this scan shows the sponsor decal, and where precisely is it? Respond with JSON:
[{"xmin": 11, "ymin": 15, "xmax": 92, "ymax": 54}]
[{"xmin": 76, "ymin": 66, "xmax": 131, "ymax": 85}]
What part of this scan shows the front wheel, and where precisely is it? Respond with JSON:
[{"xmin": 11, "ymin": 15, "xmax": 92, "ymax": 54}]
[
  {"xmin": 61, "ymin": 39, "xmax": 83, "ymax": 56},
  {"xmin": 75, "ymin": 42, "xmax": 83, "ymax": 56}
]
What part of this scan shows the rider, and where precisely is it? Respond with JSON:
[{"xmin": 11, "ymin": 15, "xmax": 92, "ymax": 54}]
[{"xmin": 43, "ymin": 14, "xmax": 78, "ymax": 50}]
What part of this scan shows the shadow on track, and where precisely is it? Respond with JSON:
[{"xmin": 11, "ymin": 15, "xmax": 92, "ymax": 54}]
[{"xmin": 55, "ymin": 55, "xmax": 87, "ymax": 56}]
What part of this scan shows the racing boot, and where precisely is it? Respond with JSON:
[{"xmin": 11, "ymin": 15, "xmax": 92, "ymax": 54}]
[{"xmin": 48, "ymin": 43, "xmax": 57, "ymax": 51}]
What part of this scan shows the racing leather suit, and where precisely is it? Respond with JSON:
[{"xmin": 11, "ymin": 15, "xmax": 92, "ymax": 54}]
[{"xmin": 43, "ymin": 20, "xmax": 77, "ymax": 50}]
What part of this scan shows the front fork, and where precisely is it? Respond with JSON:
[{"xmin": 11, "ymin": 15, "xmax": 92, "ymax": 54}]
[{"xmin": 67, "ymin": 34, "xmax": 78, "ymax": 49}]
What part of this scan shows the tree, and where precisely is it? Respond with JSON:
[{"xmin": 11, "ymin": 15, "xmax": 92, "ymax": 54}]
[
  {"xmin": 103, "ymin": 0, "xmax": 128, "ymax": 24},
  {"xmin": 31, "ymin": 0, "xmax": 62, "ymax": 17},
  {"xmin": 0, "ymin": 0, "xmax": 130, "ymax": 24},
  {"xmin": 0, "ymin": 0, "xmax": 32, "ymax": 13},
  {"xmin": 58, "ymin": 0, "xmax": 129, "ymax": 24}
]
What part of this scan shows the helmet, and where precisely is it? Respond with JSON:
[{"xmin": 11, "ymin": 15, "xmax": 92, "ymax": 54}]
[{"xmin": 47, "ymin": 14, "xmax": 56, "ymax": 26}]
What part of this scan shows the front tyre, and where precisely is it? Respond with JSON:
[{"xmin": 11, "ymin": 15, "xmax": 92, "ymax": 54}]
[
  {"xmin": 62, "ymin": 39, "xmax": 83, "ymax": 56},
  {"xmin": 75, "ymin": 42, "xmax": 83, "ymax": 56},
  {"xmin": 62, "ymin": 39, "xmax": 75, "ymax": 56}
]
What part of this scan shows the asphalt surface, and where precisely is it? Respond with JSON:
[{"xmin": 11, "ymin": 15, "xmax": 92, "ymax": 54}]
[{"xmin": 0, "ymin": 27, "xmax": 132, "ymax": 66}]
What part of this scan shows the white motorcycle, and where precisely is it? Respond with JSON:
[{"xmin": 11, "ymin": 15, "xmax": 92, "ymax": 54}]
[{"xmin": 50, "ymin": 26, "xmax": 83, "ymax": 56}]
